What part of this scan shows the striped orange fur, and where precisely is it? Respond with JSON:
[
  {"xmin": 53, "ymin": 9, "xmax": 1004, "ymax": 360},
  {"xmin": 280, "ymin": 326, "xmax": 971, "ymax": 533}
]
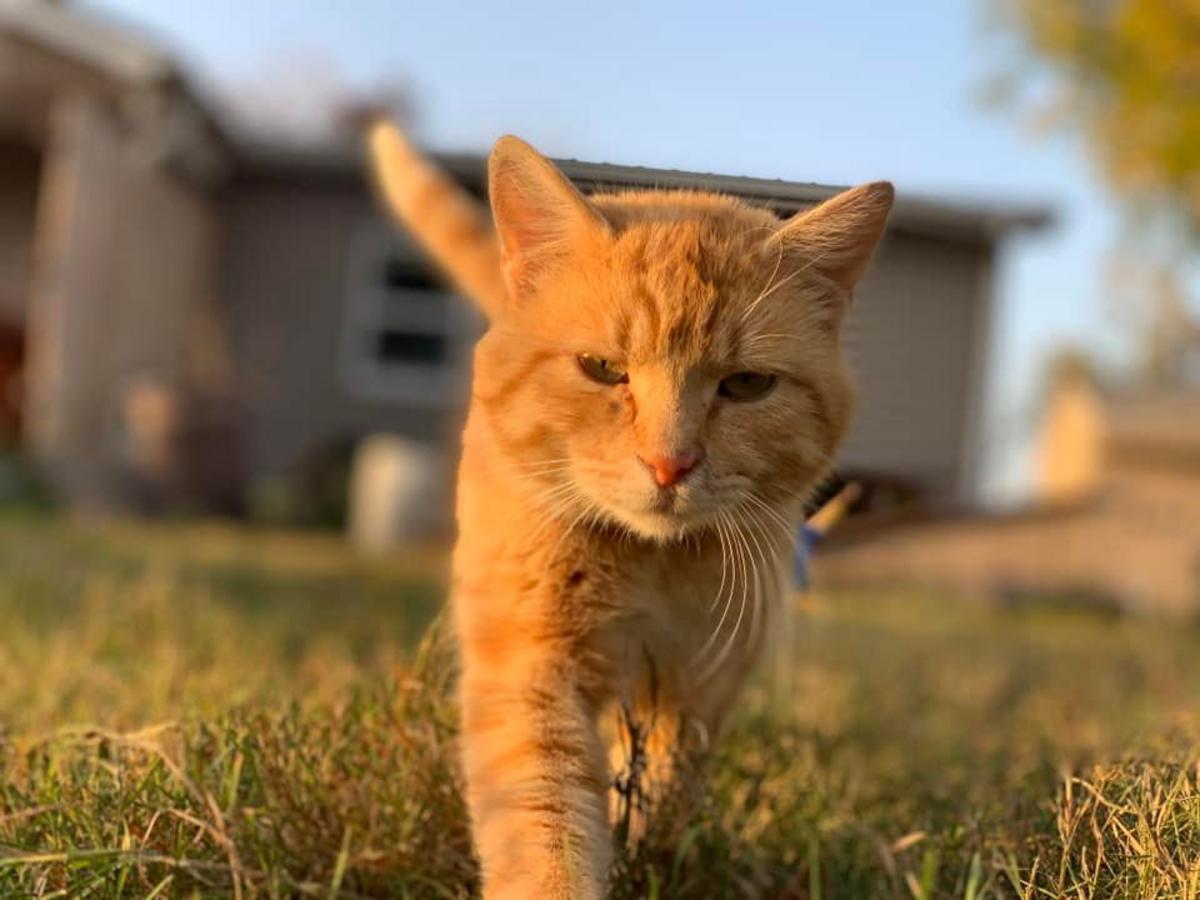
[{"xmin": 369, "ymin": 124, "xmax": 893, "ymax": 899}]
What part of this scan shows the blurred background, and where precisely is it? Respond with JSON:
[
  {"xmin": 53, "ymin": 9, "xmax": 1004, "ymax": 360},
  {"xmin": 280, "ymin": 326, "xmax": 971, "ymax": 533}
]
[{"xmin": 0, "ymin": 0, "xmax": 1196, "ymax": 615}]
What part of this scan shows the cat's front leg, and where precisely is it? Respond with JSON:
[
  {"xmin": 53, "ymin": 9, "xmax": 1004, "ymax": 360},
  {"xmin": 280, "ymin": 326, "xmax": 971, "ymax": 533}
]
[{"xmin": 459, "ymin": 646, "xmax": 612, "ymax": 900}]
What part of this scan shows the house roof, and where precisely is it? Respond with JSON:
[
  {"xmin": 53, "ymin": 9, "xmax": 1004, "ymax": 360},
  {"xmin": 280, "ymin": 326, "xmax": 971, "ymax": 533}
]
[
  {"xmin": 232, "ymin": 138, "xmax": 1053, "ymax": 246},
  {"xmin": 0, "ymin": 0, "xmax": 228, "ymax": 181},
  {"xmin": 0, "ymin": 0, "xmax": 173, "ymax": 87},
  {"xmin": 3, "ymin": 2, "xmax": 1052, "ymax": 245}
]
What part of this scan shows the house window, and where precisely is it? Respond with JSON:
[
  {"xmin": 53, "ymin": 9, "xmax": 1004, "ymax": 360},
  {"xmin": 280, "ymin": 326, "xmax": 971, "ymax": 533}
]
[
  {"xmin": 341, "ymin": 227, "xmax": 475, "ymax": 404},
  {"xmin": 376, "ymin": 329, "xmax": 448, "ymax": 365}
]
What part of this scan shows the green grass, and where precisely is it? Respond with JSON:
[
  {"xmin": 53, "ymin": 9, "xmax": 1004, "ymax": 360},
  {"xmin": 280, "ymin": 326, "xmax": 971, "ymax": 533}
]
[{"xmin": 1, "ymin": 512, "xmax": 1198, "ymax": 898}]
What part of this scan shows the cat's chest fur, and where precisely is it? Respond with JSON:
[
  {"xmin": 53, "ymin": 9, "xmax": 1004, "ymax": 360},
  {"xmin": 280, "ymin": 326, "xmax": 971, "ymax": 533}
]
[{"xmin": 453, "ymin": 458, "xmax": 786, "ymax": 713}]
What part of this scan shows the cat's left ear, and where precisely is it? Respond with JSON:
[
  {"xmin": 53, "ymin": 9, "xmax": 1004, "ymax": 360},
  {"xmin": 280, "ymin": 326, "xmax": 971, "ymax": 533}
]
[{"xmin": 769, "ymin": 181, "xmax": 894, "ymax": 292}]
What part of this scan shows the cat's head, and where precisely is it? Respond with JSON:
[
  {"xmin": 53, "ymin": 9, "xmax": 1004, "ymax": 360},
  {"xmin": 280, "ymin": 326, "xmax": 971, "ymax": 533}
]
[{"xmin": 476, "ymin": 136, "xmax": 892, "ymax": 542}]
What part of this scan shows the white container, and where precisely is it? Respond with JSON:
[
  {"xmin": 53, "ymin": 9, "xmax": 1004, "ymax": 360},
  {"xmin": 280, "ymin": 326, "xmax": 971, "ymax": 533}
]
[{"xmin": 349, "ymin": 434, "xmax": 443, "ymax": 550}]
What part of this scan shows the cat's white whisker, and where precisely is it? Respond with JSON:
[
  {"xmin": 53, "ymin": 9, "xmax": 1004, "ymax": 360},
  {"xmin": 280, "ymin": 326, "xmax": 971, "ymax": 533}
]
[
  {"xmin": 511, "ymin": 456, "xmax": 575, "ymax": 469},
  {"xmin": 742, "ymin": 246, "xmax": 838, "ymax": 331},
  {"xmin": 522, "ymin": 502, "xmax": 575, "ymax": 549},
  {"xmin": 510, "ymin": 473, "xmax": 572, "ymax": 490},
  {"xmin": 545, "ymin": 488, "xmax": 608, "ymax": 563},
  {"xmin": 740, "ymin": 240, "xmax": 786, "ymax": 326},
  {"xmin": 741, "ymin": 332, "xmax": 796, "ymax": 343},
  {"xmin": 709, "ymin": 512, "xmax": 732, "ymax": 614},
  {"xmin": 697, "ymin": 508, "xmax": 756, "ymax": 682},
  {"xmin": 522, "ymin": 481, "xmax": 584, "ymax": 523},
  {"xmin": 696, "ymin": 511, "xmax": 737, "ymax": 662},
  {"xmin": 739, "ymin": 505, "xmax": 778, "ymax": 659},
  {"xmin": 740, "ymin": 268, "xmax": 803, "ymax": 328},
  {"xmin": 744, "ymin": 491, "xmax": 797, "ymax": 542}
]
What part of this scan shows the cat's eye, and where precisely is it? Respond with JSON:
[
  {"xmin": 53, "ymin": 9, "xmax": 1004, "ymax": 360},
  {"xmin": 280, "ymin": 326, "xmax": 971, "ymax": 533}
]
[
  {"xmin": 718, "ymin": 372, "xmax": 777, "ymax": 401},
  {"xmin": 577, "ymin": 354, "xmax": 629, "ymax": 386}
]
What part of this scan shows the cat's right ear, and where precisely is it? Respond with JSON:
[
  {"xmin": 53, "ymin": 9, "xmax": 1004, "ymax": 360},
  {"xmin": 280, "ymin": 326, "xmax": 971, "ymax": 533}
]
[
  {"xmin": 769, "ymin": 181, "xmax": 894, "ymax": 292},
  {"xmin": 489, "ymin": 135, "xmax": 609, "ymax": 298}
]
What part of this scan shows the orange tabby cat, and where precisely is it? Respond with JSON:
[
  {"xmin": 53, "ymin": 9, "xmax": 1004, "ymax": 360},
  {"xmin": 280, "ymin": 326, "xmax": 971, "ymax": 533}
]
[{"xmin": 369, "ymin": 123, "xmax": 892, "ymax": 899}]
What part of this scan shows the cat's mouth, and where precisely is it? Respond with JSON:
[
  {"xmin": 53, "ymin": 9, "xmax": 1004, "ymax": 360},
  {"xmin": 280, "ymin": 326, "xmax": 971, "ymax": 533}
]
[
  {"xmin": 556, "ymin": 461, "xmax": 727, "ymax": 541},
  {"xmin": 648, "ymin": 488, "xmax": 680, "ymax": 513},
  {"xmin": 599, "ymin": 487, "xmax": 724, "ymax": 541}
]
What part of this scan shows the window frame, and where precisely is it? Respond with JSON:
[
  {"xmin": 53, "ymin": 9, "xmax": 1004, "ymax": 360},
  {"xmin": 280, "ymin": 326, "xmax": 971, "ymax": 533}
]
[{"xmin": 339, "ymin": 223, "xmax": 478, "ymax": 406}]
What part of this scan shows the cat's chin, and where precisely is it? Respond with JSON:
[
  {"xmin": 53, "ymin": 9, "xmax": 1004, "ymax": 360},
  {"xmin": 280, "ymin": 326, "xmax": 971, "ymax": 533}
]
[
  {"xmin": 568, "ymin": 480, "xmax": 724, "ymax": 543},
  {"xmin": 610, "ymin": 507, "xmax": 713, "ymax": 544}
]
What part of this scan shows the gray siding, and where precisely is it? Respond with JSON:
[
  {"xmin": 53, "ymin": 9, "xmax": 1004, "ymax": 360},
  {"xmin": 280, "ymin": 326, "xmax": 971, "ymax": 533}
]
[
  {"xmin": 221, "ymin": 173, "xmax": 992, "ymax": 509},
  {"xmin": 220, "ymin": 175, "xmax": 462, "ymax": 488},
  {"xmin": 840, "ymin": 233, "xmax": 991, "ymax": 501}
]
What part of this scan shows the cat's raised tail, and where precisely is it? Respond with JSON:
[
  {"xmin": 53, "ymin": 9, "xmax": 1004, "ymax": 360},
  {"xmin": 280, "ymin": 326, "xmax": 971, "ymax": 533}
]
[{"xmin": 367, "ymin": 120, "xmax": 508, "ymax": 317}]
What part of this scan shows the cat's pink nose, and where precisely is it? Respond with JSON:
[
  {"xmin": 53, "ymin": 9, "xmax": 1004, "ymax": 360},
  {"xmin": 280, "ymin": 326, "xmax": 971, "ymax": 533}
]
[{"xmin": 640, "ymin": 452, "xmax": 700, "ymax": 489}]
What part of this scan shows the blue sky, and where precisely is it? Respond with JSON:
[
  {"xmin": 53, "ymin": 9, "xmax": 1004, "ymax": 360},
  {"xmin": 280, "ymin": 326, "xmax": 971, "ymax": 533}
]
[{"xmin": 86, "ymin": 0, "xmax": 1132, "ymax": 498}]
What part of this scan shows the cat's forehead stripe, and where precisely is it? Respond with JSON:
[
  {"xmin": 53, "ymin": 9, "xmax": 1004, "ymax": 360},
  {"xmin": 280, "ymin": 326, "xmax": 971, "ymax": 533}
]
[{"xmin": 609, "ymin": 223, "xmax": 766, "ymax": 367}]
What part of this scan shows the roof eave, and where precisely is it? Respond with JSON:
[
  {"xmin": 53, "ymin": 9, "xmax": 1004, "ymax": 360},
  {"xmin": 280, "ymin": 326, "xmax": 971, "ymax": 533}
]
[
  {"xmin": 229, "ymin": 139, "xmax": 1055, "ymax": 243},
  {"xmin": 0, "ymin": 1, "xmax": 172, "ymax": 87},
  {"xmin": 0, "ymin": 1, "xmax": 232, "ymax": 184}
]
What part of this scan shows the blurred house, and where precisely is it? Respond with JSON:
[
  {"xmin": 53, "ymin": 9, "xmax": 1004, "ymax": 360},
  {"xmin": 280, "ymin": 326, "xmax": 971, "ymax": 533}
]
[
  {"xmin": 817, "ymin": 339, "xmax": 1200, "ymax": 615},
  {"xmin": 0, "ymin": 0, "xmax": 229, "ymax": 510},
  {"xmin": 0, "ymin": 1, "xmax": 1050, "ymax": 522}
]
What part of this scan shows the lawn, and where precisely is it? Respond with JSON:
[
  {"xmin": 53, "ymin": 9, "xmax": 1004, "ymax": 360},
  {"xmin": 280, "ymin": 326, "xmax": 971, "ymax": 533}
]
[{"xmin": 1, "ymin": 511, "xmax": 1198, "ymax": 898}]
